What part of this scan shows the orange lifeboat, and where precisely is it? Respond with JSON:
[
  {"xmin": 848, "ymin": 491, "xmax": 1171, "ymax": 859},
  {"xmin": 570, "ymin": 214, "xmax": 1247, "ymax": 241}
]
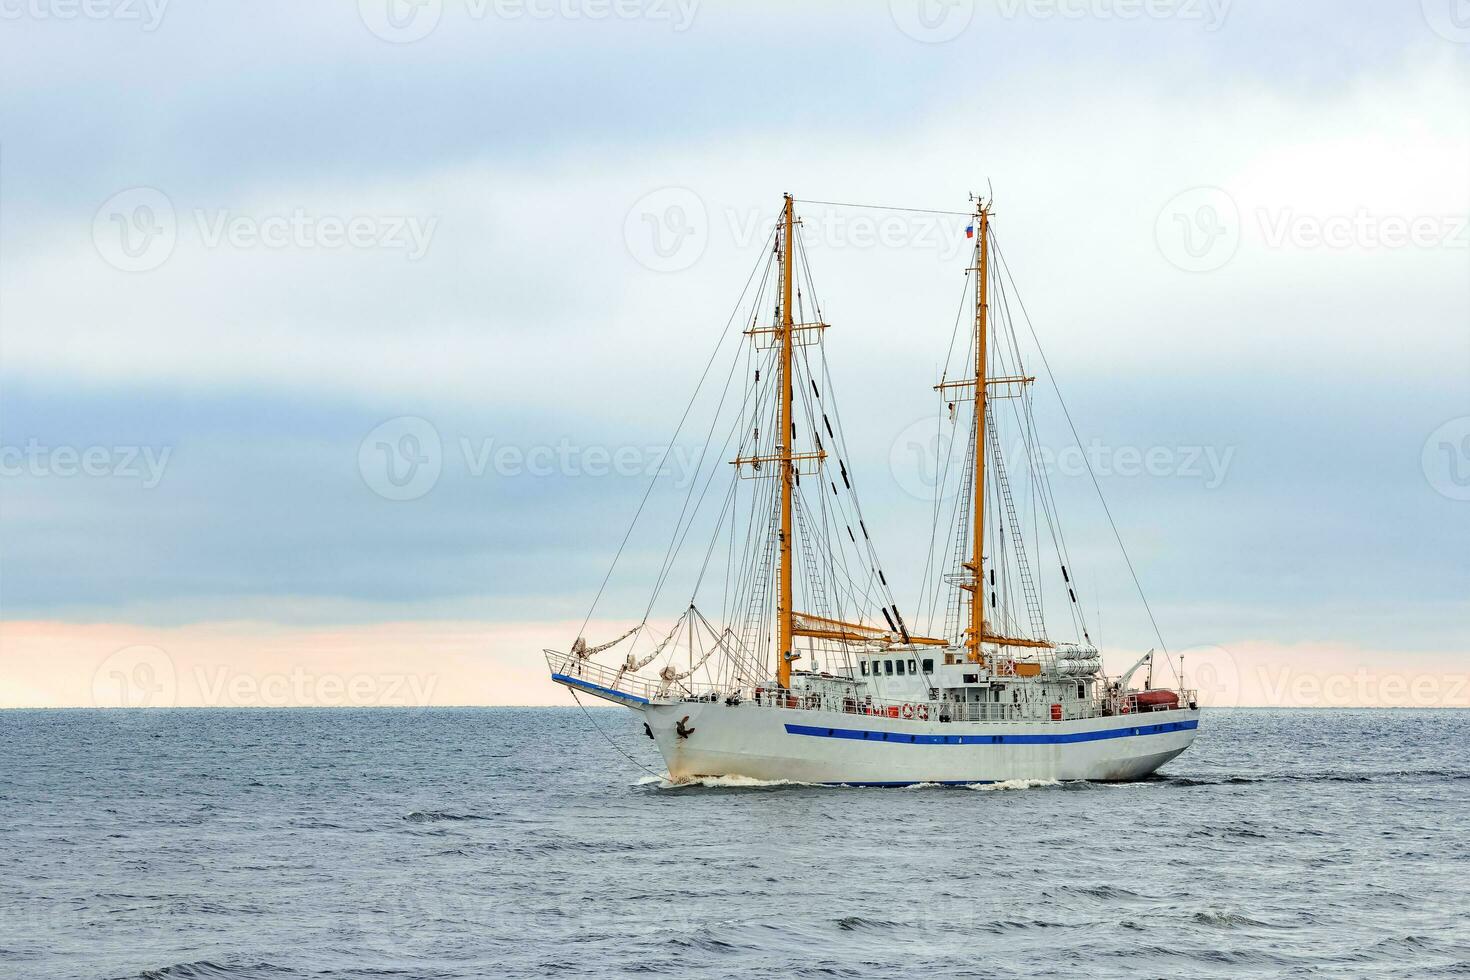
[{"xmin": 1134, "ymin": 690, "xmax": 1180, "ymax": 712}]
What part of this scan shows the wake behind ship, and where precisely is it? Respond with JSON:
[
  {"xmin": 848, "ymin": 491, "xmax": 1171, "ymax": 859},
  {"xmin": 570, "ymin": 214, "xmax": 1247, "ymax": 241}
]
[{"xmin": 548, "ymin": 194, "xmax": 1199, "ymax": 785}]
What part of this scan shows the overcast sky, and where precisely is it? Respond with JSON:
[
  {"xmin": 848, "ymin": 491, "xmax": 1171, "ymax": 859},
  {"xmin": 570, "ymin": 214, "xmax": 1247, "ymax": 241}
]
[{"xmin": 1, "ymin": 0, "xmax": 1467, "ymax": 708}]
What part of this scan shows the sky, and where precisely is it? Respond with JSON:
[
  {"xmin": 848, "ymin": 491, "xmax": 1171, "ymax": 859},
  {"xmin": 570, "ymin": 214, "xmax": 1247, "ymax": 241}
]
[{"xmin": 1, "ymin": 0, "xmax": 1467, "ymax": 709}]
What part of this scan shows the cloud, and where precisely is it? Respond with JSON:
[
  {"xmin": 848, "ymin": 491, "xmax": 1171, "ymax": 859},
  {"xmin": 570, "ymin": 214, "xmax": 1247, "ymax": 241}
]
[{"xmin": 1, "ymin": 3, "xmax": 1466, "ymax": 705}]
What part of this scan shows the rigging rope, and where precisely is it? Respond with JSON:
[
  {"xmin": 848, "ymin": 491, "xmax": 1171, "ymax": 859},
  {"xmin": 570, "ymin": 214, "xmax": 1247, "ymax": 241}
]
[
  {"xmin": 568, "ymin": 689, "xmax": 662, "ymax": 779},
  {"xmin": 576, "ymin": 224, "xmax": 777, "ymax": 643},
  {"xmin": 992, "ymin": 231, "xmax": 1179, "ymax": 684},
  {"xmin": 799, "ymin": 198, "xmax": 975, "ymax": 218}
]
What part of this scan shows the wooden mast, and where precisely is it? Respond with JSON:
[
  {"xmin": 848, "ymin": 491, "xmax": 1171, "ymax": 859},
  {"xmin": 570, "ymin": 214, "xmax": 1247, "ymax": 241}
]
[
  {"xmin": 967, "ymin": 202, "xmax": 991, "ymax": 664},
  {"xmin": 777, "ymin": 194, "xmax": 796, "ymax": 689}
]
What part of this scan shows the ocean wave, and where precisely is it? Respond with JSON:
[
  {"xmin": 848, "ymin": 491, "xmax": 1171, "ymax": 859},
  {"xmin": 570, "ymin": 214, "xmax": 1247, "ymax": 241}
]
[
  {"xmin": 834, "ymin": 915, "xmax": 903, "ymax": 931},
  {"xmin": 1191, "ymin": 909, "xmax": 1274, "ymax": 928},
  {"xmin": 134, "ymin": 961, "xmax": 292, "ymax": 980},
  {"xmin": 402, "ymin": 810, "xmax": 488, "ymax": 823}
]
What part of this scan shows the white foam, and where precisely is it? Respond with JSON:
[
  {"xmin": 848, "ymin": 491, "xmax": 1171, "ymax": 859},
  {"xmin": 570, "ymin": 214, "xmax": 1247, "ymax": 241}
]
[
  {"xmin": 967, "ymin": 778, "xmax": 1063, "ymax": 792},
  {"xmin": 637, "ymin": 773, "xmax": 820, "ymax": 789}
]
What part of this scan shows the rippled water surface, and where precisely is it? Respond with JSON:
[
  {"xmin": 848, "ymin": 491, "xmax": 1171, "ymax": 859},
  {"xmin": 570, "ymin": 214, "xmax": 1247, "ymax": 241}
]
[{"xmin": 3, "ymin": 707, "xmax": 1467, "ymax": 979}]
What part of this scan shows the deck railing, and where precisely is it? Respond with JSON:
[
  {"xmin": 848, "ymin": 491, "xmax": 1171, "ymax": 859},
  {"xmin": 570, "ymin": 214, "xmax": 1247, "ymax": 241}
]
[{"xmin": 547, "ymin": 650, "xmax": 1197, "ymax": 724}]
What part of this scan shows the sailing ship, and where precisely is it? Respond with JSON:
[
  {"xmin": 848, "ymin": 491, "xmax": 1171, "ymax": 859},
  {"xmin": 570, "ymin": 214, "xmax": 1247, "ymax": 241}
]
[{"xmin": 547, "ymin": 194, "xmax": 1199, "ymax": 785}]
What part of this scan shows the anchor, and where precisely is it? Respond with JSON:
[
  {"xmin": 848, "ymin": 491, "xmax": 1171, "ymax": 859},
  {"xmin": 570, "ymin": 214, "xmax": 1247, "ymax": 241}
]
[{"xmin": 675, "ymin": 716, "xmax": 696, "ymax": 739}]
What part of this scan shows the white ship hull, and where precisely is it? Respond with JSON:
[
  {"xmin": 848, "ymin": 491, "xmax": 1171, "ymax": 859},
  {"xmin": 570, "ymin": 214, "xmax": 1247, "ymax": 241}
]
[
  {"xmin": 646, "ymin": 702, "xmax": 1196, "ymax": 785},
  {"xmin": 559, "ymin": 672, "xmax": 1198, "ymax": 785}
]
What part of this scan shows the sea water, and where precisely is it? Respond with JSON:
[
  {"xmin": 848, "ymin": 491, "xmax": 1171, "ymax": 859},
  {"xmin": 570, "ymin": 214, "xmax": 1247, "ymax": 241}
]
[{"xmin": 2, "ymin": 707, "xmax": 1466, "ymax": 978}]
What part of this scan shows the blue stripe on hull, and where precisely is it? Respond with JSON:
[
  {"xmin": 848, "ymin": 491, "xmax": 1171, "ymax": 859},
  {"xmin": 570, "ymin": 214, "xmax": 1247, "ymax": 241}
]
[
  {"xmin": 551, "ymin": 673, "xmax": 650, "ymax": 705},
  {"xmin": 784, "ymin": 718, "xmax": 1198, "ymax": 745}
]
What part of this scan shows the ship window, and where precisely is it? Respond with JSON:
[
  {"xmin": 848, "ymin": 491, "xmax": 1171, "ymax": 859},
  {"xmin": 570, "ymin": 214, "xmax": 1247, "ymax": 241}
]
[
  {"xmin": 884, "ymin": 660, "xmax": 894, "ymax": 676},
  {"xmin": 922, "ymin": 658, "xmax": 934, "ymax": 673},
  {"xmin": 908, "ymin": 659, "xmax": 917, "ymax": 673},
  {"xmin": 963, "ymin": 673, "xmax": 978, "ymax": 684},
  {"xmin": 895, "ymin": 660, "xmax": 905, "ymax": 676},
  {"xmin": 860, "ymin": 662, "xmax": 868, "ymax": 676},
  {"xmin": 1077, "ymin": 683, "xmax": 1085, "ymax": 699}
]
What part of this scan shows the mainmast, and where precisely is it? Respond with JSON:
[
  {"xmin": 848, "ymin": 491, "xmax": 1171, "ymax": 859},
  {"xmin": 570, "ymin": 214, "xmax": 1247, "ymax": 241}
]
[
  {"xmin": 967, "ymin": 202, "xmax": 991, "ymax": 664},
  {"xmin": 777, "ymin": 193, "xmax": 796, "ymax": 689}
]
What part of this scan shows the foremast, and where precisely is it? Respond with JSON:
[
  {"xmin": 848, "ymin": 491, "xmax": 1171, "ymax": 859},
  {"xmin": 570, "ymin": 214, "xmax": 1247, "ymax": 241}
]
[{"xmin": 777, "ymin": 193, "xmax": 796, "ymax": 689}]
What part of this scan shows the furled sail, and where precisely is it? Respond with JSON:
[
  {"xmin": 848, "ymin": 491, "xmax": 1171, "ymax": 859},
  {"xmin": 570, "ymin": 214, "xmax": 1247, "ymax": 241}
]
[{"xmin": 568, "ymin": 626, "xmax": 639, "ymax": 665}]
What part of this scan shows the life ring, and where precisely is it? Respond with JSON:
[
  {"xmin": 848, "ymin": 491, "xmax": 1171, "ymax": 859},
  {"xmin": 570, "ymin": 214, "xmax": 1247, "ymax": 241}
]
[
  {"xmin": 916, "ymin": 704, "xmax": 929, "ymax": 721},
  {"xmin": 901, "ymin": 703, "xmax": 915, "ymax": 719}
]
